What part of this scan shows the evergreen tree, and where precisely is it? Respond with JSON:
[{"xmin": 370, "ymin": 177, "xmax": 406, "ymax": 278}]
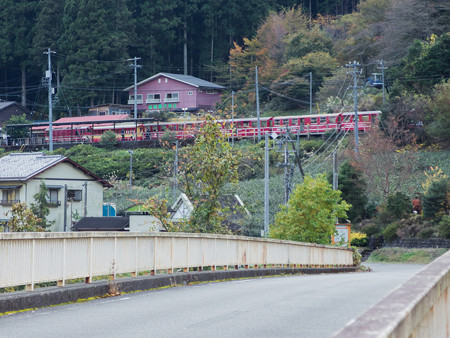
[
  {"xmin": 0, "ymin": 0, "xmax": 38, "ymax": 107},
  {"xmin": 31, "ymin": 181, "xmax": 54, "ymax": 230},
  {"xmin": 59, "ymin": 0, "xmax": 132, "ymax": 109},
  {"xmin": 337, "ymin": 161, "xmax": 368, "ymax": 223}
]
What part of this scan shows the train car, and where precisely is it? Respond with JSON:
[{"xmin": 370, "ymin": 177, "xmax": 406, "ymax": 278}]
[{"xmin": 23, "ymin": 110, "xmax": 381, "ymax": 145}]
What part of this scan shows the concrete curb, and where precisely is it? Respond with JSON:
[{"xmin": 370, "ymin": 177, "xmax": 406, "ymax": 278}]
[{"xmin": 0, "ymin": 267, "xmax": 357, "ymax": 314}]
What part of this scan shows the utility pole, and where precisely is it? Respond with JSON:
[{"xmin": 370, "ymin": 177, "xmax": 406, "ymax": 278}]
[
  {"xmin": 344, "ymin": 60, "xmax": 362, "ymax": 155},
  {"xmin": 44, "ymin": 48, "xmax": 55, "ymax": 152},
  {"xmin": 332, "ymin": 151, "xmax": 338, "ymax": 190},
  {"xmin": 128, "ymin": 57, "xmax": 141, "ymax": 119},
  {"xmin": 128, "ymin": 150, "xmax": 133, "ymax": 192},
  {"xmin": 231, "ymin": 90, "xmax": 235, "ymax": 146},
  {"xmin": 378, "ymin": 60, "xmax": 387, "ymax": 104},
  {"xmin": 255, "ymin": 66, "xmax": 261, "ymax": 142},
  {"xmin": 309, "ymin": 72, "xmax": 313, "ymax": 115},
  {"xmin": 173, "ymin": 141, "xmax": 178, "ymax": 202},
  {"xmin": 264, "ymin": 133, "xmax": 270, "ymax": 237}
]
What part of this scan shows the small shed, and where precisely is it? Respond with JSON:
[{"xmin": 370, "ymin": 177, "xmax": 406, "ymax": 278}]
[{"xmin": 170, "ymin": 193, "xmax": 250, "ymax": 233}]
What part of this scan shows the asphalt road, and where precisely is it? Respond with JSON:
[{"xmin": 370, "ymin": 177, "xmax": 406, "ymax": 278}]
[{"xmin": 0, "ymin": 263, "xmax": 425, "ymax": 338}]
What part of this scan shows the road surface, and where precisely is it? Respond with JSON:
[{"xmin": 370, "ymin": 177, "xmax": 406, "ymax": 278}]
[{"xmin": 0, "ymin": 263, "xmax": 425, "ymax": 338}]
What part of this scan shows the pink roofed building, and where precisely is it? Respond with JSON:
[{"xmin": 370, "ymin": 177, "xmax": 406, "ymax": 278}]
[{"xmin": 123, "ymin": 73, "xmax": 225, "ymax": 115}]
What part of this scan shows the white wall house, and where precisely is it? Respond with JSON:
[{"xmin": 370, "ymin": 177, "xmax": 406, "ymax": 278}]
[{"xmin": 0, "ymin": 153, "xmax": 112, "ymax": 232}]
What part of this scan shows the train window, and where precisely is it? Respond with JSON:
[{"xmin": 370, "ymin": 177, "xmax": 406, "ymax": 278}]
[
  {"xmin": 310, "ymin": 117, "xmax": 317, "ymax": 124},
  {"xmin": 274, "ymin": 119, "xmax": 281, "ymax": 126},
  {"xmin": 362, "ymin": 115, "xmax": 370, "ymax": 122},
  {"xmin": 320, "ymin": 117, "xmax": 327, "ymax": 124},
  {"xmin": 329, "ymin": 116, "xmax": 336, "ymax": 123},
  {"xmin": 291, "ymin": 119, "xmax": 298, "ymax": 126},
  {"xmin": 283, "ymin": 119, "xmax": 289, "ymax": 125},
  {"xmin": 243, "ymin": 122, "xmax": 249, "ymax": 127}
]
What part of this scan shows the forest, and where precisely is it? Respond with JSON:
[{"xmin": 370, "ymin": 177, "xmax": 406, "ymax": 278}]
[{"xmin": 1, "ymin": 0, "xmax": 447, "ymax": 121}]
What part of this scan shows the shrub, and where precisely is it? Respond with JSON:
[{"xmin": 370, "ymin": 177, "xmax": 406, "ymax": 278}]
[
  {"xmin": 386, "ymin": 192, "xmax": 411, "ymax": 219},
  {"xmin": 438, "ymin": 215, "xmax": 450, "ymax": 239},
  {"xmin": 350, "ymin": 232, "xmax": 368, "ymax": 247},
  {"xmin": 383, "ymin": 222, "xmax": 400, "ymax": 243},
  {"xmin": 423, "ymin": 178, "xmax": 449, "ymax": 219},
  {"xmin": 351, "ymin": 247, "xmax": 362, "ymax": 266},
  {"xmin": 161, "ymin": 131, "xmax": 177, "ymax": 144},
  {"xmin": 360, "ymin": 220, "xmax": 381, "ymax": 237},
  {"xmin": 100, "ymin": 131, "xmax": 118, "ymax": 148},
  {"xmin": 417, "ymin": 227, "xmax": 435, "ymax": 239}
]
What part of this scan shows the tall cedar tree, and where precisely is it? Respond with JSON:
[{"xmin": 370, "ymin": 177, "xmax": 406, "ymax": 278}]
[
  {"xmin": 59, "ymin": 0, "xmax": 132, "ymax": 109},
  {"xmin": 337, "ymin": 161, "xmax": 367, "ymax": 223},
  {"xmin": 0, "ymin": 0, "xmax": 38, "ymax": 107}
]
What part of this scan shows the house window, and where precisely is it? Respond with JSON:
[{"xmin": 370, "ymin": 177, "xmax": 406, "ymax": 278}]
[
  {"xmin": 1, "ymin": 189, "xmax": 20, "ymax": 205},
  {"xmin": 146, "ymin": 93, "xmax": 161, "ymax": 103},
  {"xmin": 188, "ymin": 91, "xmax": 193, "ymax": 95},
  {"xmin": 67, "ymin": 190, "xmax": 82, "ymax": 202},
  {"xmin": 165, "ymin": 92, "xmax": 179, "ymax": 103},
  {"xmin": 128, "ymin": 94, "xmax": 143, "ymax": 104},
  {"xmin": 206, "ymin": 90, "xmax": 215, "ymax": 94},
  {"xmin": 47, "ymin": 189, "xmax": 60, "ymax": 206},
  {"xmin": 165, "ymin": 78, "xmax": 168, "ymax": 83},
  {"xmin": 158, "ymin": 78, "xmax": 161, "ymax": 83}
]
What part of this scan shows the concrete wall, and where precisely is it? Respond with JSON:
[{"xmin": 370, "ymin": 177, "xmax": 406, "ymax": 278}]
[
  {"xmin": 0, "ymin": 232, "xmax": 353, "ymax": 291},
  {"xmin": 334, "ymin": 249, "xmax": 450, "ymax": 337}
]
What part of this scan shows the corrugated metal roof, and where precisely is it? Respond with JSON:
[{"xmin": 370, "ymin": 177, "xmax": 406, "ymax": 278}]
[
  {"xmin": 124, "ymin": 73, "xmax": 225, "ymax": 91},
  {"xmin": 53, "ymin": 115, "xmax": 129, "ymax": 123},
  {"xmin": 0, "ymin": 153, "xmax": 65, "ymax": 181}
]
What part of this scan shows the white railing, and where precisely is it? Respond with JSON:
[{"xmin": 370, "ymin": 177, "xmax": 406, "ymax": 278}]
[
  {"xmin": 0, "ymin": 232, "xmax": 353, "ymax": 291},
  {"xmin": 335, "ymin": 250, "xmax": 450, "ymax": 338}
]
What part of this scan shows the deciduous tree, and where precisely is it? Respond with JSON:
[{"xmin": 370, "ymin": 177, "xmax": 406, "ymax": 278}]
[{"xmin": 270, "ymin": 174, "xmax": 350, "ymax": 244}]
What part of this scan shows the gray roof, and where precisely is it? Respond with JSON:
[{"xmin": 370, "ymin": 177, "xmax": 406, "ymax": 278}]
[
  {"xmin": 0, "ymin": 152, "xmax": 113, "ymax": 187},
  {"xmin": 0, "ymin": 153, "xmax": 65, "ymax": 181},
  {"xmin": 0, "ymin": 102, "xmax": 15, "ymax": 110},
  {"xmin": 124, "ymin": 72, "xmax": 225, "ymax": 91},
  {"xmin": 71, "ymin": 217, "xmax": 129, "ymax": 231}
]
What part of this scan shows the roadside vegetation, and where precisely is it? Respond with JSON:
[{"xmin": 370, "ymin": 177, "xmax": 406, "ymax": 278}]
[{"xmin": 366, "ymin": 248, "xmax": 448, "ymax": 264}]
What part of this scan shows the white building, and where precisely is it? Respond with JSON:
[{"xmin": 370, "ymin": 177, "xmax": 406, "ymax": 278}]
[{"xmin": 0, "ymin": 152, "xmax": 112, "ymax": 232}]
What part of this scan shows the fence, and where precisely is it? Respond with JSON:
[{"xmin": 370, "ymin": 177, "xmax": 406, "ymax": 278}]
[
  {"xmin": 335, "ymin": 249, "xmax": 450, "ymax": 337},
  {"xmin": 0, "ymin": 232, "xmax": 353, "ymax": 291}
]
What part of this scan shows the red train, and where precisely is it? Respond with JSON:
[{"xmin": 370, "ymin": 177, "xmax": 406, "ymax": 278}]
[{"xmin": 19, "ymin": 111, "xmax": 380, "ymax": 145}]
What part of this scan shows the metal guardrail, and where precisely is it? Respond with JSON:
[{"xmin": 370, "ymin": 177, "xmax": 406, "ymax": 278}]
[
  {"xmin": 334, "ymin": 249, "xmax": 450, "ymax": 337},
  {"xmin": 0, "ymin": 232, "xmax": 353, "ymax": 291}
]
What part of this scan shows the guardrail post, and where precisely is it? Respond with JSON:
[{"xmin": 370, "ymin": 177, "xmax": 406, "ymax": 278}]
[
  {"xmin": 26, "ymin": 239, "xmax": 35, "ymax": 291},
  {"xmin": 132, "ymin": 236, "xmax": 138, "ymax": 278},
  {"xmin": 86, "ymin": 237, "xmax": 93, "ymax": 283},
  {"xmin": 151, "ymin": 237, "xmax": 156, "ymax": 275},
  {"xmin": 57, "ymin": 238, "xmax": 66, "ymax": 287},
  {"xmin": 168, "ymin": 237, "xmax": 174, "ymax": 274},
  {"xmin": 183, "ymin": 237, "xmax": 189, "ymax": 272}
]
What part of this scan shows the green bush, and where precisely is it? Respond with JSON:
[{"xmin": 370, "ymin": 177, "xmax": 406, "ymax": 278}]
[
  {"xmin": 351, "ymin": 247, "xmax": 362, "ymax": 266},
  {"xmin": 417, "ymin": 227, "xmax": 435, "ymax": 239},
  {"xmin": 360, "ymin": 220, "xmax": 381, "ymax": 237},
  {"xmin": 386, "ymin": 192, "xmax": 411, "ymax": 219},
  {"xmin": 438, "ymin": 215, "xmax": 450, "ymax": 239},
  {"xmin": 383, "ymin": 222, "xmax": 400, "ymax": 243},
  {"xmin": 100, "ymin": 130, "xmax": 118, "ymax": 148},
  {"xmin": 423, "ymin": 178, "xmax": 449, "ymax": 219}
]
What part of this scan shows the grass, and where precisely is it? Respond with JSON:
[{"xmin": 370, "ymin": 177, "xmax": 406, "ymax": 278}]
[{"xmin": 366, "ymin": 247, "xmax": 448, "ymax": 264}]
